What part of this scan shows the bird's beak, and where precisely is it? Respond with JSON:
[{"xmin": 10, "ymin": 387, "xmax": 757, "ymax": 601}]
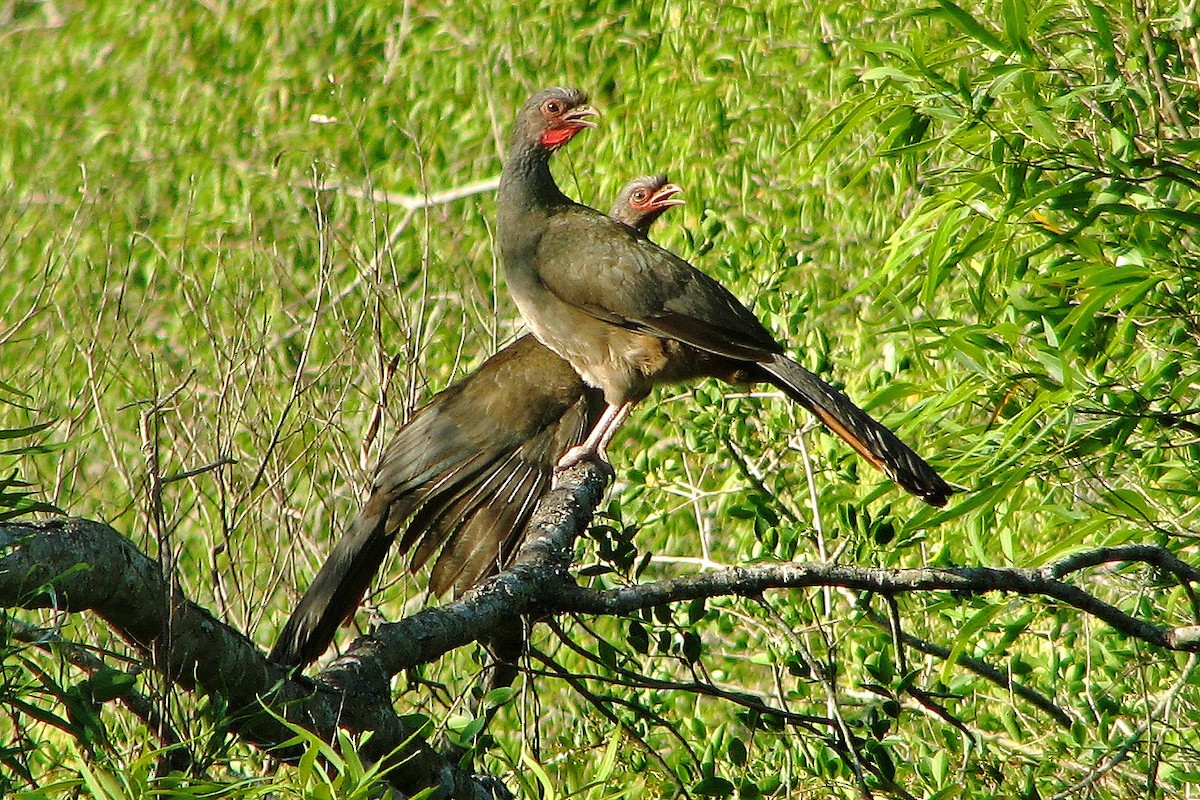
[
  {"xmin": 650, "ymin": 183, "xmax": 685, "ymax": 208},
  {"xmin": 563, "ymin": 104, "xmax": 600, "ymax": 129}
]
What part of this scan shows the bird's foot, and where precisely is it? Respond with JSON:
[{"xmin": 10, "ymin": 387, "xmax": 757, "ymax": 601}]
[{"xmin": 555, "ymin": 445, "xmax": 616, "ymax": 480}]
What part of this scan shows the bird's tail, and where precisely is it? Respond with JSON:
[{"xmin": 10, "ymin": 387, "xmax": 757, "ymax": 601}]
[
  {"xmin": 759, "ymin": 354, "xmax": 953, "ymax": 506},
  {"xmin": 268, "ymin": 491, "xmax": 405, "ymax": 668}
]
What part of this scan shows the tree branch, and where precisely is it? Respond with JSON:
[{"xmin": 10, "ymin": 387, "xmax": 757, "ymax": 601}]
[
  {"xmin": 554, "ymin": 548, "xmax": 1200, "ymax": 653},
  {"xmin": 3, "ymin": 457, "xmax": 1199, "ymax": 799},
  {"xmin": 0, "ymin": 517, "xmax": 500, "ymax": 798},
  {"xmin": 0, "ymin": 462, "xmax": 608, "ymax": 797},
  {"xmin": 860, "ymin": 608, "xmax": 1074, "ymax": 729}
]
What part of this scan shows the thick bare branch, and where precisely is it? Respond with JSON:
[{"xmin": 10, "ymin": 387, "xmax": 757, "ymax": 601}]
[
  {"xmin": 0, "ymin": 517, "xmax": 503, "ymax": 799},
  {"xmin": 3, "ymin": 457, "xmax": 1198, "ymax": 800},
  {"xmin": 553, "ymin": 547, "xmax": 1200, "ymax": 653},
  {"xmin": 0, "ymin": 461, "xmax": 608, "ymax": 797}
]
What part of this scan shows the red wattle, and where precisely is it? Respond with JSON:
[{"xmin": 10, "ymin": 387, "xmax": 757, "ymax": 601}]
[{"xmin": 539, "ymin": 127, "xmax": 576, "ymax": 148}]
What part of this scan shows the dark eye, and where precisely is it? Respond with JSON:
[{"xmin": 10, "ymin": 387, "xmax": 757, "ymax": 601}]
[
  {"xmin": 631, "ymin": 190, "xmax": 648, "ymax": 203},
  {"xmin": 543, "ymin": 100, "xmax": 561, "ymax": 115}
]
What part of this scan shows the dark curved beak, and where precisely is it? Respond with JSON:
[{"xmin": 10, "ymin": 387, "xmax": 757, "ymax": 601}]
[
  {"xmin": 649, "ymin": 183, "xmax": 685, "ymax": 208},
  {"xmin": 564, "ymin": 105, "xmax": 600, "ymax": 129}
]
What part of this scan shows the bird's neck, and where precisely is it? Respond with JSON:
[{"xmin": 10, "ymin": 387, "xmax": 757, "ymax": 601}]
[{"xmin": 499, "ymin": 141, "xmax": 570, "ymax": 212}]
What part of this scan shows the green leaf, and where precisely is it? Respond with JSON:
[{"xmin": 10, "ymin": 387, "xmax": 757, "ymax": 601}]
[
  {"xmin": 1001, "ymin": 0, "xmax": 1029, "ymax": 52},
  {"xmin": 0, "ymin": 421, "xmax": 54, "ymax": 441},
  {"xmin": 693, "ymin": 776, "xmax": 735, "ymax": 796},
  {"xmin": 727, "ymin": 736, "xmax": 747, "ymax": 766},
  {"xmin": 941, "ymin": 603, "xmax": 1005, "ymax": 684},
  {"xmin": 627, "ymin": 621, "xmax": 650, "ymax": 654},
  {"xmin": 482, "ymin": 687, "xmax": 516, "ymax": 709},
  {"xmin": 934, "ymin": 0, "xmax": 1009, "ymax": 53}
]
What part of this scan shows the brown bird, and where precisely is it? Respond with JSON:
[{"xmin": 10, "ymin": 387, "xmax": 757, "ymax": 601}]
[
  {"xmin": 268, "ymin": 174, "xmax": 685, "ymax": 668},
  {"xmin": 497, "ymin": 87, "xmax": 953, "ymax": 506}
]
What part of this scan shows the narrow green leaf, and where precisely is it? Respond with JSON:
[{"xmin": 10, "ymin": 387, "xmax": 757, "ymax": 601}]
[{"xmin": 935, "ymin": 0, "xmax": 1009, "ymax": 53}]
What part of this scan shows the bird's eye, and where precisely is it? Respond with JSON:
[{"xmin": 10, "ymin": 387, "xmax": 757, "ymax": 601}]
[
  {"xmin": 543, "ymin": 100, "xmax": 561, "ymax": 115},
  {"xmin": 631, "ymin": 190, "xmax": 648, "ymax": 203}
]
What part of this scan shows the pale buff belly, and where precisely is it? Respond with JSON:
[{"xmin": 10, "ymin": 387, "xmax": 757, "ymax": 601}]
[{"xmin": 513, "ymin": 291, "xmax": 688, "ymax": 406}]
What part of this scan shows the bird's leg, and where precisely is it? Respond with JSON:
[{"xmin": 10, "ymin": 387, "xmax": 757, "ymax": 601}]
[
  {"xmin": 593, "ymin": 402, "xmax": 633, "ymax": 456},
  {"xmin": 556, "ymin": 402, "xmax": 633, "ymax": 474}
]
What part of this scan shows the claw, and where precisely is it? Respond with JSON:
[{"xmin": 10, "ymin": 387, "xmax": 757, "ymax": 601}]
[{"xmin": 554, "ymin": 445, "xmax": 615, "ymax": 481}]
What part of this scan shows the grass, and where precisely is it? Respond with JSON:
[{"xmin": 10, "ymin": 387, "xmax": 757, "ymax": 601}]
[{"xmin": 2, "ymin": 0, "xmax": 1199, "ymax": 796}]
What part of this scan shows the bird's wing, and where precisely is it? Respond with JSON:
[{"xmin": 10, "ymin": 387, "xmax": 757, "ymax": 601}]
[
  {"xmin": 535, "ymin": 207, "xmax": 783, "ymax": 361},
  {"xmin": 403, "ymin": 389, "xmax": 597, "ymax": 596},
  {"xmin": 373, "ymin": 335, "xmax": 586, "ymax": 499},
  {"xmin": 273, "ymin": 336, "xmax": 588, "ymax": 666},
  {"xmin": 424, "ymin": 454, "xmax": 544, "ymax": 597}
]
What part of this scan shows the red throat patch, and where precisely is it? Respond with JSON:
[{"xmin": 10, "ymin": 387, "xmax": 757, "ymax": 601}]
[{"xmin": 539, "ymin": 127, "xmax": 577, "ymax": 149}]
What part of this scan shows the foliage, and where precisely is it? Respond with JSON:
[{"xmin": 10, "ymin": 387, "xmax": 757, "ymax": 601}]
[
  {"xmin": 1, "ymin": 0, "xmax": 1198, "ymax": 797},
  {"xmin": 0, "ymin": 384, "xmax": 58, "ymax": 522}
]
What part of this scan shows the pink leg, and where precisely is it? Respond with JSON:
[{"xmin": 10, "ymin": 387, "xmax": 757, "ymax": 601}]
[{"xmin": 556, "ymin": 402, "xmax": 633, "ymax": 473}]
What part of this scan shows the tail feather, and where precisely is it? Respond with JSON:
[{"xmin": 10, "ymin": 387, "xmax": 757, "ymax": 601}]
[
  {"xmin": 268, "ymin": 491, "xmax": 410, "ymax": 667},
  {"xmin": 759, "ymin": 354, "xmax": 953, "ymax": 506},
  {"xmin": 268, "ymin": 392, "xmax": 598, "ymax": 668},
  {"xmin": 428, "ymin": 460, "xmax": 543, "ymax": 598}
]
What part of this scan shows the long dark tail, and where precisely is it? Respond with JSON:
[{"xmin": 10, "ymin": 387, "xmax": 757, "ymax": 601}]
[
  {"xmin": 268, "ymin": 396, "xmax": 597, "ymax": 668},
  {"xmin": 759, "ymin": 354, "xmax": 953, "ymax": 506},
  {"xmin": 268, "ymin": 491, "xmax": 404, "ymax": 668}
]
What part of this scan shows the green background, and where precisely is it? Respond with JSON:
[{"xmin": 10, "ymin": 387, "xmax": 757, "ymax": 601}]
[{"xmin": 2, "ymin": 0, "xmax": 1198, "ymax": 796}]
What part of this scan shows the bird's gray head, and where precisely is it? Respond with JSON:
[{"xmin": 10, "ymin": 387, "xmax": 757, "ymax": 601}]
[
  {"xmin": 610, "ymin": 174, "xmax": 685, "ymax": 233},
  {"xmin": 512, "ymin": 87, "xmax": 599, "ymax": 152}
]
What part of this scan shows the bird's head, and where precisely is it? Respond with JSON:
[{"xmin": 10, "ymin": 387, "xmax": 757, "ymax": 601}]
[
  {"xmin": 515, "ymin": 87, "xmax": 599, "ymax": 151},
  {"xmin": 626, "ymin": 174, "xmax": 685, "ymax": 217},
  {"xmin": 613, "ymin": 174, "xmax": 685, "ymax": 232}
]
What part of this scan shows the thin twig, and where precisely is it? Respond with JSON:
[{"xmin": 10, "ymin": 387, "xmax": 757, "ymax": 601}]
[
  {"xmin": 525, "ymin": 645, "xmax": 691, "ymax": 789},
  {"xmin": 269, "ymin": 175, "xmax": 500, "ymax": 349},
  {"xmin": 335, "ymin": 175, "xmax": 502, "ymax": 210},
  {"xmin": 1051, "ymin": 653, "xmax": 1200, "ymax": 799},
  {"xmin": 862, "ymin": 609, "xmax": 1072, "ymax": 729},
  {"xmin": 1139, "ymin": 23, "xmax": 1187, "ymax": 132},
  {"xmin": 545, "ymin": 619, "xmax": 833, "ymax": 732}
]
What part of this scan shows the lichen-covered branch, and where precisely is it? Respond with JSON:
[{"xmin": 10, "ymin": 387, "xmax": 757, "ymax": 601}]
[
  {"xmin": 2, "ymin": 458, "xmax": 1198, "ymax": 799},
  {"xmin": 0, "ymin": 517, "xmax": 500, "ymax": 799},
  {"xmin": 553, "ymin": 546, "xmax": 1200, "ymax": 652}
]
